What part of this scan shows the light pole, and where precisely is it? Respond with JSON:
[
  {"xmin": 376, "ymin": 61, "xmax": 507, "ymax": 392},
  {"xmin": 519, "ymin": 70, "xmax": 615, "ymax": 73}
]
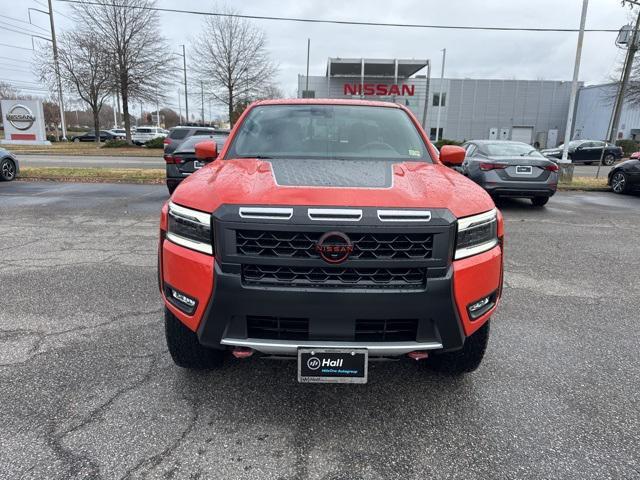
[
  {"xmin": 181, "ymin": 45, "xmax": 189, "ymax": 124},
  {"xmin": 558, "ymin": 0, "xmax": 588, "ymax": 184},
  {"xmin": 435, "ymin": 48, "xmax": 446, "ymax": 143},
  {"xmin": 47, "ymin": 0, "xmax": 67, "ymax": 141}
]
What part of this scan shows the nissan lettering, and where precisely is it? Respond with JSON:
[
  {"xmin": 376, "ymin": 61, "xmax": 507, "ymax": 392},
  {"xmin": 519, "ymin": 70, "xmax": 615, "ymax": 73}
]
[{"xmin": 159, "ymin": 99, "xmax": 504, "ymax": 383}]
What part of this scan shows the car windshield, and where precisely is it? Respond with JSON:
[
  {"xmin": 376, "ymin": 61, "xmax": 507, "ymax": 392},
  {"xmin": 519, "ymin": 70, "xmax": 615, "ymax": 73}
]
[
  {"xmin": 225, "ymin": 104, "xmax": 432, "ymax": 162},
  {"xmin": 483, "ymin": 142, "xmax": 544, "ymax": 158}
]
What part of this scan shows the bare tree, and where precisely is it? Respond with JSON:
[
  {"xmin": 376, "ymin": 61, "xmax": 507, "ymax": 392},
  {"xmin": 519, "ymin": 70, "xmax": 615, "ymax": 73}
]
[
  {"xmin": 70, "ymin": 0, "xmax": 173, "ymax": 142},
  {"xmin": 36, "ymin": 31, "xmax": 114, "ymax": 143},
  {"xmin": 191, "ymin": 5, "xmax": 278, "ymax": 126},
  {"xmin": 0, "ymin": 81, "xmax": 18, "ymax": 100}
]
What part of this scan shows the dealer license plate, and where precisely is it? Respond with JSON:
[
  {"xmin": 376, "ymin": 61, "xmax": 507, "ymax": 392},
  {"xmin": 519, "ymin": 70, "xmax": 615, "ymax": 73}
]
[
  {"xmin": 515, "ymin": 165, "xmax": 533, "ymax": 174},
  {"xmin": 298, "ymin": 348, "xmax": 368, "ymax": 384}
]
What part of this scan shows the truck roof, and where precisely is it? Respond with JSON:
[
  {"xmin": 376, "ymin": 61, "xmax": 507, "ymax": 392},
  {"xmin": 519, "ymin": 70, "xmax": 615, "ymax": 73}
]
[{"xmin": 252, "ymin": 98, "xmax": 403, "ymax": 108}]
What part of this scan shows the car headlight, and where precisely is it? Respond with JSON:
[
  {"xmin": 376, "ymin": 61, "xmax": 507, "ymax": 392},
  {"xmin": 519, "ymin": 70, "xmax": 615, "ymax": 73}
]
[
  {"xmin": 455, "ymin": 209, "xmax": 498, "ymax": 260},
  {"xmin": 167, "ymin": 201, "xmax": 213, "ymax": 255}
]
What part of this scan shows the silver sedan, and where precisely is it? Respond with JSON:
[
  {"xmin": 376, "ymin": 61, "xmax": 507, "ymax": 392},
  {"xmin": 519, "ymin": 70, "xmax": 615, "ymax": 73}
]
[{"xmin": 0, "ymin": 148, "xmax": 19, "ymax": 182}]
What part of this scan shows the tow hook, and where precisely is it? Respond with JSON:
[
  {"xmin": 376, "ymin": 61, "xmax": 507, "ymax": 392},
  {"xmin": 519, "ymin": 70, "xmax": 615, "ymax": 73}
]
[
  {"xmin": 407, "ymin": 351, "xmax": 429, "ymax": 361},
  {"xmin": 231, "ymin": 347, "xmax": 254, "ymax": 359}
]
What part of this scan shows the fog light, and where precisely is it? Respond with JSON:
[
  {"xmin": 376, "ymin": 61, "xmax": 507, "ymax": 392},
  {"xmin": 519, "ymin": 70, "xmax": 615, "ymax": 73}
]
[
  {"xmin": 467, "ymin": 292, "xmax": 496, "ymax": 320},
  {"xmin": 172, "ymin": 290, "xmax": 196, "ymax": 308},
  {"xmin": 469, "ymin": 297, "xmax": 490, "ymax": 313},
  {"xmin": 164, "ymin": 284, "xmax": 198, "ymax": 314}
]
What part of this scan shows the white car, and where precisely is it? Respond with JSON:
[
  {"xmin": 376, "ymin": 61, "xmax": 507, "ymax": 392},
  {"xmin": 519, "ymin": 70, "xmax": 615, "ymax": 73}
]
[{"xmin": 132, "ymin": 126, "xmax": 166, "ymax": 145}]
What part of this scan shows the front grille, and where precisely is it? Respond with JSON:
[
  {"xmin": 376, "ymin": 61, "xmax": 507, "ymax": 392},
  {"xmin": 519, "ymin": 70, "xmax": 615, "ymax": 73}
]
[
  {"xmin": 355, "ymin": 319, "xmax": 418, "ymax": 342},
  {"xmin": 242, "ymin": 264, "xmax": 426, "ymax": 289},
  {"xmin": 236, "ymin": 230, "xmax": 433, "ymax": 260},
  {"xmin": 245, "ymin": 316, "xmax": 418, "ymax": 342},
  {"xmin": 247, "ymin": 315, "xmax": 309, "ymax": 340}
]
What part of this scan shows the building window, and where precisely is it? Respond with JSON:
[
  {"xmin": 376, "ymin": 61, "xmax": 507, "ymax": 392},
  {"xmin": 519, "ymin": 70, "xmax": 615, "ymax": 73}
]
[
  {"xmin": 432, "ymin": 92, "xmax": 446, "ymax": 107},
  {"xmin": 430, "ymin": 128, "xmax": 444, "ymax": 141}
]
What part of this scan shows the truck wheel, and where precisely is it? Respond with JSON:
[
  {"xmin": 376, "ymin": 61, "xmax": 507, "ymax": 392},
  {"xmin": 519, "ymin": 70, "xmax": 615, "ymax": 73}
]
[
  {"xmin": 165, "ymin": 307, "xmax": 224, "ymax": 369},
  {"xmin": 427, "ymin": 320, "xmax": 490, "ymax": 375},
  {"xmin": 531, "ymin": 196, "xmax": 549, "ymax": 207}
]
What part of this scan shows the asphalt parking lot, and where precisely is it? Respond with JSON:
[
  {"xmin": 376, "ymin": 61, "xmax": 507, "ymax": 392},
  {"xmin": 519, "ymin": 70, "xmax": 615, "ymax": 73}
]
[{"xmin": 1, "ymin": 181, "xmax": 639, "ymax": 479}]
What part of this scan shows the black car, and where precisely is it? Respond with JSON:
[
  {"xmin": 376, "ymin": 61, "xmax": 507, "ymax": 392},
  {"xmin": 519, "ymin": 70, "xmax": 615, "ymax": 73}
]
[
  {"xmin": 540, "ymin": 140, "xmax": 623, "ymax": 166},
  {"xmin": 163, "ymin": 126, "xmax": 230, "ymax": 153},
  {"xmin": 164, "ymin": 133, "xmax": 229, "ymax": 193},
  {"xmin": 462, "ymin": 140, "xmax": 559, "ymax": 206},
  {"xmin": 0, "ymin": 148, "xmax": 19, "ymax": 181},
  {"xmin": 608, "ymin": 157, "xmax": 640, "ymax": 194},
  {"xmin": 71, "ymin": 130, "xmax": 121, "ymax": 143}
]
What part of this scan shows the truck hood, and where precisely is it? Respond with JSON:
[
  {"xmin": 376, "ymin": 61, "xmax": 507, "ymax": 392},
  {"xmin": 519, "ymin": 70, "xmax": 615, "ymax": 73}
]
[{"xmin": 171, "ymin": 158, "xmax": 494, "ymax": 218}]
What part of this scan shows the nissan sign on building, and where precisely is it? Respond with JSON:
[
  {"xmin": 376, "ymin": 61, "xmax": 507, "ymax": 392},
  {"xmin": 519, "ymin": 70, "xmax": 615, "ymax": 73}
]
[
  {"xmin": 1, "ymin": 99, "xmax": 49, "ymax": 145},
  {"xmin": 299, "ymin": 57, "xmax": 576, "ymax": 147}
]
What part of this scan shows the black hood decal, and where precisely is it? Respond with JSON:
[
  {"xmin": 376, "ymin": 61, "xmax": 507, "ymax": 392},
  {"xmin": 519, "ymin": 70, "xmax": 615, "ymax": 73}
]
[{"xmin": 268, "ymin": 159, "xmax": 396, "ymax": 188}]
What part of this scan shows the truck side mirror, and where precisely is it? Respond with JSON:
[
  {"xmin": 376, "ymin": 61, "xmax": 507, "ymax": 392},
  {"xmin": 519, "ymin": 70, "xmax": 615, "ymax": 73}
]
[
  {"xmin": 195, "ymin": 141, "xmax": 218, "ymax": 162},
  {"xmin": 439, "ymin": 145, "xmax": 466, "ymax": 166}
]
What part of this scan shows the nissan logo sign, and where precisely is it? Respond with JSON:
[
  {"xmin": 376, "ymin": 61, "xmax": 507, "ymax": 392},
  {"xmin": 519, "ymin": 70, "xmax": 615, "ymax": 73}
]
[
  {"xmin": 5, "ymin": 104, "xmax": 36, "ymax": 131},
  {"xmin": 315, "ymin": 231, "xmax": 354, "ymax": 264}
]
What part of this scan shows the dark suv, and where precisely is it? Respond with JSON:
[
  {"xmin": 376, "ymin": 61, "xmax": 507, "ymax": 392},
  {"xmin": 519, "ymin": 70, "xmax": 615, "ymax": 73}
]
[
  {"xmin": 164, "ymin": 133, "xmax": 229, "ymax": 193},
  {"xmin": 163, "ymin": 126, "xmax": 229, "ymax": 153}
]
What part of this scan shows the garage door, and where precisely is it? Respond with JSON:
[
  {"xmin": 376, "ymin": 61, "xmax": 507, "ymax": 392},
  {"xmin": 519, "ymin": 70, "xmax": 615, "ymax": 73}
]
[{"xmin": 511, "ymin": 126, "xmax": 534, "ymax": 144}]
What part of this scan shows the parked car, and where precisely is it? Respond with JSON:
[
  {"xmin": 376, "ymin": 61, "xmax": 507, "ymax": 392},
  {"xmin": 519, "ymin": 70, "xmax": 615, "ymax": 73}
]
[
  {"xmin": 0, "ymin": 148, "xmax": 18, "ymax": 181},
  {"xmin": 608, "ymin": 157, "xmax": 640, "ymax": 194},
  {"xmin": 540, "ymin": 140, "xmax": 623, "ymax": 166},
  {"xmin": 159, "ymin": 99, "xmax": 504, "ymax": 380},
  {"xmin": 132, "ymin": 126, "xmax": 167, "ymax": 145},
  {"xmin": 164, "ymin": 132, "xmax": 229, "ymax": 193},
  {"xmin": 462, "ymin": 140, "xmax": 558, "ymax": 206},
  {"xmin": 108, "ymin": 128, "xmax": 127, "ymax": 139},
  {"xmin": 71, "ymin": 130, "xmax": 121, "ymax": 142},
  {"xmin": 163, "ymin": 126, "xmax": 230, "ymax": 153}
]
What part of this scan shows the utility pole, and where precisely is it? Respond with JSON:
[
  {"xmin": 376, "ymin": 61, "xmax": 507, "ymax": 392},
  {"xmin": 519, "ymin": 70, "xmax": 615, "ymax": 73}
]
[
  {"xmin": 305, "ymin": 38, "xmax": 310, "ymax": 95},
  {"xmin": 200, "ymin": 81, "xmax": 205, "ymax": 125},
  {"xmin": 559, "ymin": 0, "xmax": 588, "ymax": 185},
  {"xmin": 435, "ymin": 48, "xmax": 446, "ymax": 143},
  {"xmin": 178, "ymin": 90, "xmax": 182, "ymax": 124},
  {"xmin": 181, "ymin": 44, "xmax": 189, "ymax": 124},
  {"xmin": 595, "ymin": 5, "xmax": 640, "ymax": 178},
  {"xmin": 47, "ymin": 0, "xmax": 67, "ymax": 140}
]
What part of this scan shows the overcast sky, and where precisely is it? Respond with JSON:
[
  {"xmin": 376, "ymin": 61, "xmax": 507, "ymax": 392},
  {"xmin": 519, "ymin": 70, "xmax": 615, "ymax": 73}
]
[{"xmin": 0, "ymin": 0, "xmax": 632, "ymax": 118}]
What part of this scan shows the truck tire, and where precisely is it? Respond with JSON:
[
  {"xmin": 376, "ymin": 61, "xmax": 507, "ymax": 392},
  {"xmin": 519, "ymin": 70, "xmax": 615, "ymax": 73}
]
[
  {"xmin": 427, "ymin": 320, "xmax": 490, "ymax": 375},
  {"xmin": 165, "ymin": 307, "xmax": 224, "ymax": 369}
]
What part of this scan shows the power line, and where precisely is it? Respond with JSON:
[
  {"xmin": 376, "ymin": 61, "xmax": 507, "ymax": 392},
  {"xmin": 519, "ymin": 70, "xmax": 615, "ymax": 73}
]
[
  {"xmin": 0, "ymin": 13, "xmax": 48, "ymax": 31},
  {"xmin": 55, "ymin": 0, "xmax": 620, "ymax": 33},
  {"xmin": 0, "ymin": 65, "xmax": 34, "ymax": 74},
  {"xmin": 0, "ymin": 24, "xmax": 51, "ymax": 41},
  {"xmin": 0, "ymin": 42, "xmax": 34, "ymax": 51},
  {"xmin": 37, "ymin": 0, "xmax": 73, "ymax": 20}
]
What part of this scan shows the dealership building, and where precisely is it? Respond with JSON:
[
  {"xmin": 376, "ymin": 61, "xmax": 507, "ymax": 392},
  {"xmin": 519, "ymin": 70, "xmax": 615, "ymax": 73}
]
[{"xmin": 298, "ymin": 58, "xmax": 577, "ymax": 148}]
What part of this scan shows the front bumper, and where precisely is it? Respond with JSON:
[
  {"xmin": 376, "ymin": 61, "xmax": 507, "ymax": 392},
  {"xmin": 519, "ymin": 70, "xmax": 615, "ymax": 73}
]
[{"xmin": 160, "ymin": 206, "xmax": 503, "ymax": 356}]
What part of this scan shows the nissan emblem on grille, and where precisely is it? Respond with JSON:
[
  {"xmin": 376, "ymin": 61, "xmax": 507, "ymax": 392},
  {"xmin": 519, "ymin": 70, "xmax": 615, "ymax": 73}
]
[{"xmin": 315, "ymin": 231, "xmax": 353, "ymax": 264}]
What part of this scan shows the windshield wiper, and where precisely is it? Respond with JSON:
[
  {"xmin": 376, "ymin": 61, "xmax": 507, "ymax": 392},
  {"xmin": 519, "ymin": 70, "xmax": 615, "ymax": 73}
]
[{"xmin": 235, "ymin": 155, "xmax": 273, "ymax": 159}]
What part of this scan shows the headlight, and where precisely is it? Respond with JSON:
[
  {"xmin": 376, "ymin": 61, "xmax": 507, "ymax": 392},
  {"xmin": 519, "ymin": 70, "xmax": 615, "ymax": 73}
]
[
  {"xmin": 167, "ymin": 201, "xmax": 213, "ymax": 255},
  {"xmin": 455, "ymin": 209, "xmax": 498, "ymax": 260}
]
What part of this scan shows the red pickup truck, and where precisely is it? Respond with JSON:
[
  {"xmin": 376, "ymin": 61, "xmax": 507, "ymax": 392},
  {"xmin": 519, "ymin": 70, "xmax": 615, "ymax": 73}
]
[{"xmin": 158, "ymin": 99, "xmax": 504, "ymax": 383}]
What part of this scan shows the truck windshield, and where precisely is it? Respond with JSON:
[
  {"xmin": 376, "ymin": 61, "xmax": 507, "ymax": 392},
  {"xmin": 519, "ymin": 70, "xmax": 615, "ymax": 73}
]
[{"xmin": 225, "ymin": 104, "xmax": 432, "ymax": 162}]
